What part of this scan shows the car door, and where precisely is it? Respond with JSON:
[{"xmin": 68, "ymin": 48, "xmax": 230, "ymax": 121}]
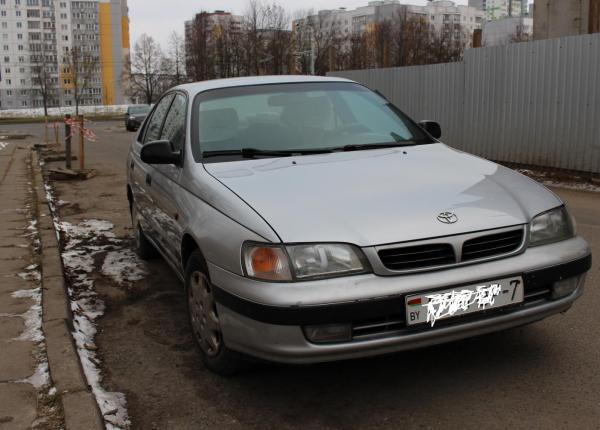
[
  {"xmin": 130, "ymin": 93, "xmax": 175, "ymax": 245},
  {"xmin": 148, "ymin": 92, "xmax": 188, "ymax": 265}
]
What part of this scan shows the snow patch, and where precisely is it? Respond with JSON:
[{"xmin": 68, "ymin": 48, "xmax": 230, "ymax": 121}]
[
  {"xmin": 43, "ymin": 179, "xmax": 141, "ymax": 429},
  {"xmin": 101, "ymin": 249, "xmax": 147, "ymax": 285},
  {"xmin": 18, "ymin": 360, "xmax": 50, "ymax": 389}
]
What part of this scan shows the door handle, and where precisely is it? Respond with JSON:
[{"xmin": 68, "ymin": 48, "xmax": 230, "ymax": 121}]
[
  {"xmin": 130, "ymin": 160, "xmax": 134, "ymax": 170},
  {"xmin": 145, "ymin": 174, "xmax": 152, "ymax": 186}
]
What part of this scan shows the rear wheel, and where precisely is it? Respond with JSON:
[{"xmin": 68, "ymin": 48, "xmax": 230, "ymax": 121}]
[
  {"xmin": 131, "ymin": 204, "xmax": 158, "ymax": 260},
  {"xmin": 186, "ymin": 250, "xmax": 246, "ymax": 375}
]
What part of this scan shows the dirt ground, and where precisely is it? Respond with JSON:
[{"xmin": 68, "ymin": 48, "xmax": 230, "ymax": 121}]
[{"xmin": 4, "ymin": 121, "xmax": 599, "ymax": 430}]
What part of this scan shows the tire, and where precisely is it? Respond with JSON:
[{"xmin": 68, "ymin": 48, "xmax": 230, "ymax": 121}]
[
  {"xmin": 185, "ymin": 250, "xmax": 247, "ymax": 375},
  {"xmin": 131, "ymin": 204, "xmax": 158, "ymax": 260}
]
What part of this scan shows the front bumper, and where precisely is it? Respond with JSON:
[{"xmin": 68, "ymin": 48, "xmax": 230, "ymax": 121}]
[{"xmin": 209, "ymin": 237, "xmax": 591, "ymax": 364}]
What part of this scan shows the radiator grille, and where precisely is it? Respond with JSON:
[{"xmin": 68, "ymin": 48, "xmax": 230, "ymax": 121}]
[
  {"xmin": 462, "ymin": 229, "xmax": 524, "ymax": 262},
  {"xmin": 378, "ymin": 244, "xmax": 455, "ymax": 271}
]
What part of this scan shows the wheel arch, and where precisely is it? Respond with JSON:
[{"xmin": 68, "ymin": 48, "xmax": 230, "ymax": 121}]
[{"xmin": 181, "ymin": 233, "xmax": 208, "ymax": 275}]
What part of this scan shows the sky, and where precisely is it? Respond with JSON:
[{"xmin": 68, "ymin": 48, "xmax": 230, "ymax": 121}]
[{"xmin": 127, "ymin": 0, "xmax": 472, "ymax": 50}]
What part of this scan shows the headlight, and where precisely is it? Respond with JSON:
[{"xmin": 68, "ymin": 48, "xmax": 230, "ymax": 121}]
[
  {"xmin": 529, "ymin": 206, "xmax": 574, "ymax": 247},
  {"xmin": 242, "ymin": 243, "xmax": 369, "ymax": 281}
]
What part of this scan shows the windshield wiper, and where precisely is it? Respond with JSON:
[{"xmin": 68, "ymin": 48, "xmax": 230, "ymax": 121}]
[
  {"xmin": 339, "ymin": 142, "xmax": 419, "ymax": 152},
  {"xmin": 202, "ymin": 147, "xmax": 333, "ymax": 159}
]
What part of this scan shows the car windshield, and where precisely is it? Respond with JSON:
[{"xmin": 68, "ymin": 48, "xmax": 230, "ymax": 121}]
[
  {"xmin": 193, "ymin": 82, "xmax": 433, "ymax": 162},
  {"xmin": 129, "ymin": 105, "xmax": 150, "ymax": 114}
]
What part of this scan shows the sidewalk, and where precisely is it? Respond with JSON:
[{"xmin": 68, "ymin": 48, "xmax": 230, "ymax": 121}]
[
  {"xmin": 1, "ymin": 138, "xmax": 104, "ymax": 429},
  {"xmin": 0, "ymin": 141, "xmax": 47, "ymax": 427}
]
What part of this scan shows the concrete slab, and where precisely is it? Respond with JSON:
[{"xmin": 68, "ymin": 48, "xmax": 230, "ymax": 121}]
[
  {"xmin": 62, "ymin": 391, "xmax": 104, "ymax": 430},
  {"xmin": 0, "ymin": 291, "xmax": 32, "ymax": 315},
  {"xmin": 0, "ymin": 383, "xmax": 37, "ymax": 429},
  {"xmin": 42, "ymin": 276, "xmax": 69, "ymax": 323},
  {"xmin": 0, "ymin": 315, "xmax": 26, "ymax": 339},
  {"xmin": 0, "ymin": 258, "xmax": 30, "ymax": 276},
  {"xmin": 0, "ymin": 275, "xmax": 32, "ymax": 294},
  {"xmin": 44, "ymin": 319, "xmax": 88, "ymax": 394},
  {"xmin": 0, "ymin": 246, "xmax": 30, "ymax": 261},
  {"xmin": 39, "ymin": 229, "xmax": 59, "ymax": 250},
  {"xmin": 0, "ymin": 236, "xmax": 29, "ymax": 248},
  {"xmin": 0, "ymin": 339, "xmax": 36, "ymax": 381},
  {"xmin": 41, "ymin": 247, "xmax": 63, "ymax": 279}
]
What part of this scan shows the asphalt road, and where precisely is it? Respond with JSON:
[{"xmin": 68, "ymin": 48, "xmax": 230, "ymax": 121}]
[{"xmin": 3, "ymin": 121, "xmax": 599, "ymax": 429}]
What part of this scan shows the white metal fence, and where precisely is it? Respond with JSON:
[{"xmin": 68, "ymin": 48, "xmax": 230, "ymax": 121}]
[
  {"xmin": 329, "ymin": 33, "xmax": 600, "ymax": 174},
  {"xmin": 0, "ymin": 104, "xmax": 129, "ymax": 119}
]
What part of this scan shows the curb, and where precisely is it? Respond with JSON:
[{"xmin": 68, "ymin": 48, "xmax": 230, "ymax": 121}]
[{"xmin": 31, "ymin": 150, "xmax": 104, "ymax": 430}]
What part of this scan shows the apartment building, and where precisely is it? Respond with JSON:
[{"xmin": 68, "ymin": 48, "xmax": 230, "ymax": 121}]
[
  {"xmin": 293, "ymin": 0, "xmax": 485, "ymax": 52},
  {"xmin": 468, "ymin": 0, "xmax": 528, "ymax": 20},
  {"xmin": 0, "ymin": 0, "xmax": 130, "ymax": 111},
  {"xmin": 406, "ymin": 1, "xmax": 485, "ymax": 37},
  {"xmin": 483, "ymin": 15, "xmax": 533, "ymax": 45},
  {"xmin": 184, "ymin": 11, "xmax": 244, "ymax": 77}
]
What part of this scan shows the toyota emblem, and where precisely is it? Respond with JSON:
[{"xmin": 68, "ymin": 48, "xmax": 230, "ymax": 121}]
[{"xmin": 437, "ymin": 211, "xmax": 458, "ymax": 224}]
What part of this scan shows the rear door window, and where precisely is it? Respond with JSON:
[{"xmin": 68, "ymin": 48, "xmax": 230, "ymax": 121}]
[
  {"xmin": 143, "ymin": 94, "xmax": 175, "ymax": 144},
  {"xmin": 160, "ymin": 94, "xmax": 187, "ymax": 152}
]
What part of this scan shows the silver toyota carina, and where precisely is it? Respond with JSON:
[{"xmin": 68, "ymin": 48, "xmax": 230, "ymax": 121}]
[{"xmin": 127, "ymin": 76, "xmax": 592, "ymax": 374}]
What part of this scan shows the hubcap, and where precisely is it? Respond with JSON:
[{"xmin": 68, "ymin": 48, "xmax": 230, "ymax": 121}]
[{"xmin": 188, "ymin": 271, "xmax": 221, "ymax": 357}]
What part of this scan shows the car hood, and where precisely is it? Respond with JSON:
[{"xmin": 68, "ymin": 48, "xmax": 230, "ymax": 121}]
[{"xmin": 203, "ymin": 144, "xmax": 561, "ymax": 246}]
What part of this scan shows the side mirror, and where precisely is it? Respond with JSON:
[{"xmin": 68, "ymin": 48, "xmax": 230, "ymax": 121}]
[
  {"xmin": 419, "ymin": 120, "xmax": 442, "ymax": 139},
  {"xmin": 140, "ymin": 140, "xmax": 181, "ymax": 165}
]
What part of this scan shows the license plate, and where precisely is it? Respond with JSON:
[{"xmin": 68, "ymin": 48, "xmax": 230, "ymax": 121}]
[{"xmin": 405, "ymin": 276, "xmax": 524, "ymax": 327}]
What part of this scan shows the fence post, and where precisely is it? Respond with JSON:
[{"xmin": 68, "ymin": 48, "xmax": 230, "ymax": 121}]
[
  {"xmin": 54, "ymin": 123, "xmax": 59, "ymax": 147},
  {"xmin": 78, "ymin": 114, "xmax": 85, "ymax": 171},
  {"xmin": 65, "ymin": 114, "xmax": 72, "ymax": 170},
  {"xmin": 44, "ymin": 116, "xmax": 49, "ymax": 145}
]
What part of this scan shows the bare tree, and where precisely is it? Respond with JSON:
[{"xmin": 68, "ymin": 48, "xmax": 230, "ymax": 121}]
[
  {"xmin": 187, "ymin": 12, "xmax": 216, "ymax": 81},
  {"xmin": 130, "ymin": 34, "xmax": 168, "ymax": 104},
  {"xmin": 30, "ymin": 51, "xmax": 57, "ymax": 117},
  {"xmin": 245, "ymin": 0, "xmax": 267, "ymax": 75},
  {"xmin": 63, "ymin": 46, "xmax": 98, "ymax": 115},
  {"xmin": 294, "ymin": 9, "xmax": 342, "ymax": 75},
  {"xmin": 262, "ymin": 3, "xmax": 291, "ymax": 75},
  {"xmin": 167, "ymin": 31, "xmax": 186, "ymax": 85}
]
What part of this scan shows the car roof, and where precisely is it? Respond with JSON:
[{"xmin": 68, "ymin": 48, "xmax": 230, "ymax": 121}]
[{"xmin": 172, "ymin": 75, "xmax": 357, "ymax": 97}]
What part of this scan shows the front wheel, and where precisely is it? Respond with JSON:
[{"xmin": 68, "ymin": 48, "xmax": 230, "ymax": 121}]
[{"xmin": 186, "ymin": 250, "xmax": 246, "ymax": 375}]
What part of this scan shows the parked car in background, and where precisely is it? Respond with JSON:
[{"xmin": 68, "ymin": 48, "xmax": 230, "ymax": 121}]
[
  {"xmin": 127, "ymin": 76, "xmax": 591, "ymax": 375},
  {"xmin": 125, "ymin": 105, "xmax": 151, "ymax": 131}
]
